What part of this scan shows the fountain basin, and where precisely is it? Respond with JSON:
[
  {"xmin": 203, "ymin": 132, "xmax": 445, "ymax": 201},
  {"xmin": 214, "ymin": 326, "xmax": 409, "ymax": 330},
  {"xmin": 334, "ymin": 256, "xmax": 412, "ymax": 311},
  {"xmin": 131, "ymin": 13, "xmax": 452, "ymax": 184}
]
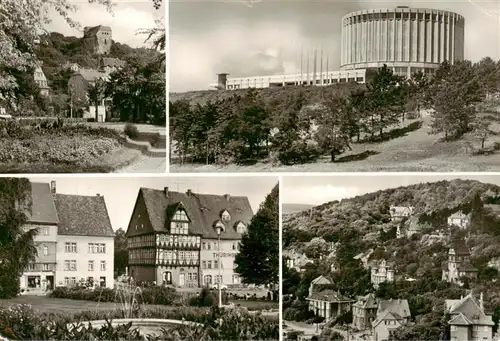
[{"xmin": 70, "ymin": 318, "xmax": 202, "ymax": 336}]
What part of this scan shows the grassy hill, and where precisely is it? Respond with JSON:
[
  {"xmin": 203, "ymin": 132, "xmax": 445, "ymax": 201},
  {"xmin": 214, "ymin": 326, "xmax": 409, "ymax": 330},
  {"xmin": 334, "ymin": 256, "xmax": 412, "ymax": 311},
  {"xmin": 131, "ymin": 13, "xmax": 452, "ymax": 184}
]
[{"xmin": 283, "ymin": 179, "xmax": 500, "ymax": 337}]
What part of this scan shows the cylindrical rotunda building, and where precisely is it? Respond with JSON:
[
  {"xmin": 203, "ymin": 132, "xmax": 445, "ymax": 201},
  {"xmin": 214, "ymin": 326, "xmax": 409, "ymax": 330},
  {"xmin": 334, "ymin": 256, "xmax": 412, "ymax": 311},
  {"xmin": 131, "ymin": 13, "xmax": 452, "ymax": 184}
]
[{"xmin": 340, "ymin": 6, "xmax": 465, "ymax": 78}]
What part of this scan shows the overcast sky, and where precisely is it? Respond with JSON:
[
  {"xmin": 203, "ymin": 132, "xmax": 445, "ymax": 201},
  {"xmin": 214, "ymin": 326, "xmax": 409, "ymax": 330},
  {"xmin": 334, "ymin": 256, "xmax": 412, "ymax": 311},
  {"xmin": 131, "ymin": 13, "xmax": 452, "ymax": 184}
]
[
  {"xmin": 44, "ymin": 0, "xmax": 164, "ymax": 48},
  {"xmin": 283, "ymin": 174, "xmax": 500, "ymax": 206},
  {"xmin": 170, "ymin": 0, "xmax": 500, "ymax": 92},
  {"xmin": 28, "ymin": 175, "xmax": 277, "ymax": 232}
]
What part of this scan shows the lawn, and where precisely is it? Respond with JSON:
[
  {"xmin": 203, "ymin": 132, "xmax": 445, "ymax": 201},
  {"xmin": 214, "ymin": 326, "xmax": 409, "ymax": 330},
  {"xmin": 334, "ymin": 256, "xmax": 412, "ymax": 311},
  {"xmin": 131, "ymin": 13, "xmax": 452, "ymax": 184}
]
[
  {"xmin": 171, "ymin": 115, "xmax": 500, "ymax": 173},
  {"xmin": 0, "ymin": 295, "xmax": 277, "ymax": 313}
]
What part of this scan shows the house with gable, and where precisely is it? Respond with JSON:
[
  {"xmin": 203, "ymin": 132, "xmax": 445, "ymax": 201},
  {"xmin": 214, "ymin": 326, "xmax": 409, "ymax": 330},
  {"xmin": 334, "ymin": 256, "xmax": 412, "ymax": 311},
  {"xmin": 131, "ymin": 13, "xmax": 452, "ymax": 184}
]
[
  {"xmin": 34, "ymin": 65, "xmax": 50, "ymax": 96},
  {"xmin": 309, "ymin": 275, "xmax": 332, "ymax": 296},
  {"xmin": 389, "ymin": 206, "xmax": 414, "ymax": 221},
  {"xmin": 19, "ymin": 182, "xmax": 59, "ymax": 294},
  {"xmin": 306, "ymin": 290, "xmax": 355, "ymax": 321},
  {"xmin": 442, "ymin": 240, "xmax": 478, "ymax": 285},
  {"xmin": 372, "ymin": 299, "xmax": 411, "ymax": 341},
  {"xmin": 447, "ymin": 210, "xmax": 471, "ymax": 229},
  {"xmin": 68, "ymin": 68, "xmax": 110, "ymax": 122},
  {"xmin": 369, "ymin": 259, "xmax": 395, "ymax": 289},
  {"xmin": 99, "ymin": 57, "xmax": 126, "ymax": 74},
  {"xmin": 446, "ymin": 292, "xmax": 493, "ymax": 341},
  {"xmin": 352, "ymin": 293, "xmax": 378, "ymax": 331},
  {"xmin": 126, "ymin": 187, "xmax": 253, "ymax": 288},
  {"xmin": 53, "ymin": 182, "xmax": 115, "ymax": 288}
]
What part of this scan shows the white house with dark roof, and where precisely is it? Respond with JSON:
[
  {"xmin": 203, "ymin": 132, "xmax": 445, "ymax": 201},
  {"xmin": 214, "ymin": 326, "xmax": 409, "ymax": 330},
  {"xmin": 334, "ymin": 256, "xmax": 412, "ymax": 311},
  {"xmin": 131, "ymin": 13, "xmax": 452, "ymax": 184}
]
[
  {"xmin": 370, "ymin": 259, "xmax": 395, "ymax": 289},
  {"xmin": 389, "ymin": 206, "xmax": 414, "ymax": 221},
  {"xmin": 52, "ymin": 181, "xmax": 114, "ymax": 289},
  {"xmin": 19, "ymin": 182, "xmax": 59, "ymax": 294},
  {"xmin": 306, "ymin": 289, "xmax": 355, "ymax": 321},
  {"xmin": 447, "ymin": 210, "xmax": 471, "ymax": 229},
  {"xmin": 446, "ymin": 292, "xmax": 493, "ymax": 341},
  {"xmin": 372, "ymin": 299, "xmax": 411, "ymax": 341},
  {"xmin": 126, "ymin": 187, "xmax": 253, "ymax": 288}
]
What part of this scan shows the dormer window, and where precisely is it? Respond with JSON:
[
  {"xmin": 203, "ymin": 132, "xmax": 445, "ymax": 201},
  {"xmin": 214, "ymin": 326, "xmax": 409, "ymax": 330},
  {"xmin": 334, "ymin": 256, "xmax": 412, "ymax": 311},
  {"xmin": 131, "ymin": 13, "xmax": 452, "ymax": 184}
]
[
  {"xmin": 171, "ymin": 208, "xmax": 189, "ymax": 235},
  {"xmin": 236, "ymin": 221, "xmax": 246, "ymax": 234},
  {"xmin": 221, "ymin": 210, "xmax": 231, "ymax": 221}
]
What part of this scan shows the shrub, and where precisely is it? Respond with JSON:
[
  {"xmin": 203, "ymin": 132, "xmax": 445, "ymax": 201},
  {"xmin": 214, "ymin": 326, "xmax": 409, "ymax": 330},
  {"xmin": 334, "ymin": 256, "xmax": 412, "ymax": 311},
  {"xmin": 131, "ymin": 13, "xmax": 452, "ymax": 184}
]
[
  {"xmin": 124, "ymin": 123, "xmax": 139, "ymax": 139},
  {"xmin": 49, "ymin": 286, "xmax": 180, "ymax": 307},
  {"xmin": 0, "ymin": 305, "xmax": 279, "ymax": 341}
]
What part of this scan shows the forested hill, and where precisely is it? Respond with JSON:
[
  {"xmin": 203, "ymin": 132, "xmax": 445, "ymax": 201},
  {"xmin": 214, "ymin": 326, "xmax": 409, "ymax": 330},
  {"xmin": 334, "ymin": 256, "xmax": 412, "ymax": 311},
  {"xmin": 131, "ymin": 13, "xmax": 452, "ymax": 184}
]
[
  {"xmin": 282, "ymin": 203, "xmax": 315, "ymax": 215},
  {"xmin": 284, "ymin": 179, "xmax": 500, "ymax": 240}
]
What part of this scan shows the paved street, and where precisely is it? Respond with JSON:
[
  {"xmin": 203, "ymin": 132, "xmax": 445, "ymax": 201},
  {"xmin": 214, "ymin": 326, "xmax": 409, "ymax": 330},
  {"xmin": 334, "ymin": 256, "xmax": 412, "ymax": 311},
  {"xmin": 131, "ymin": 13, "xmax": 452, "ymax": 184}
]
[{"xmin": 115, "ymin": 155, "xmax": 166, "ymax": 173}]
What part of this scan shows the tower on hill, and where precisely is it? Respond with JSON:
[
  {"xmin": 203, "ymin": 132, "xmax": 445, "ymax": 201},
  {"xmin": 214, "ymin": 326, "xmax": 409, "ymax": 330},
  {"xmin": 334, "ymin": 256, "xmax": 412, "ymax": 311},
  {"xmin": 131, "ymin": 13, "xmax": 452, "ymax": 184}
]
[{"xmin": 83, "ymin": 25, "xmax": 112, "ymax": 55}]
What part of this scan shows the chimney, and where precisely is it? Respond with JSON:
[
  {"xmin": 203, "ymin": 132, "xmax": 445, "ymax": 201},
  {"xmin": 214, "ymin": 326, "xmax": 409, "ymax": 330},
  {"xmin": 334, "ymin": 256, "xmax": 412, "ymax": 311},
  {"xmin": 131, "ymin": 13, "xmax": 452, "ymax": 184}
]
[
  {"xmin": 50, "ymin": 181, "xmax": 56, "ymax": 196},
  {"xmin": 96, "ymin": 193, "xmax": 100, "ymax": 197},
  {"xmin": 224, "ymin": 194, "xmax": 230, "ymax": 201},
  {"xmin": 480, "ymin": 292, "xmax": 484, "ymax": 310},
  {"xmin": 186, "ymin": 189, "xmax": 192, "ymax": 197},
  {"xmin": 164, "ymin": 187, "xmax": 169, "ymax": 197}
]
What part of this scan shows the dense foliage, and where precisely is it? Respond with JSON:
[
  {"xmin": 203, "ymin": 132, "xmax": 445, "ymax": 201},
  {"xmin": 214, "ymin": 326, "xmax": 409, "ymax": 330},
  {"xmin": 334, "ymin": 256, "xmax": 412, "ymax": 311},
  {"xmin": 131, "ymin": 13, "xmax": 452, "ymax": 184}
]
[
  {"xmin": 283, "ymin": 179, "xmax": 500, "ymax": 338},
  {"xmin": 0, "ymin": 178, "xmax": 34, "ymax": 298},
  {"xmin": 235, "ymin": 184, "xmax": 279, "ymax": 288},
  {"xmin": 171, "ymin": 57, "xmax": 500, "ymax": 165},
  {"xmin": 0, "ymin": 119, "xmax": 126, "ymax": 172},
  {"xmin": 0, "ymin": 304, "xmax": 279, "ymax": 341}
]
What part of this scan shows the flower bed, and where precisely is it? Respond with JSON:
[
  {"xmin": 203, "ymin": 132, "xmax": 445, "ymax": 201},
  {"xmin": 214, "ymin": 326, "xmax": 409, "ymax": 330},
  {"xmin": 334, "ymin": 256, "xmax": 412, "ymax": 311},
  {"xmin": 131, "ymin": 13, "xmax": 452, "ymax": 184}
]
[
  {"xmin": 0, "ymin": 304, "xmax": 279, "ymax": 341},
  {"xmin": 0, "ymin": 120, "xmax": 128, "ymax": 172}
]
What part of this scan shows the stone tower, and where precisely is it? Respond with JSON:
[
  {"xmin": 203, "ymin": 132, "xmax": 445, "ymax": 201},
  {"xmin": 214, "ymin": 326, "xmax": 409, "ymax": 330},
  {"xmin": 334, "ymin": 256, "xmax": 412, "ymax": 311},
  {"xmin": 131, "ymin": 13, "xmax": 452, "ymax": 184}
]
[{"xmin": 83, "ymin": 25, "xmax": 112, "ymax": 55}]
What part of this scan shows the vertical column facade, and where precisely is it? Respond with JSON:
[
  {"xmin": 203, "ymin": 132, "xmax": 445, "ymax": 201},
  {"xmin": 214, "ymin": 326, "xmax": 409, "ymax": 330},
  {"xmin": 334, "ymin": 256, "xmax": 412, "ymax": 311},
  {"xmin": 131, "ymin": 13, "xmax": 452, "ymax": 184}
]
[{"xmin": 340, "ymin": 8, "xmax": 465, "ymax": 73}]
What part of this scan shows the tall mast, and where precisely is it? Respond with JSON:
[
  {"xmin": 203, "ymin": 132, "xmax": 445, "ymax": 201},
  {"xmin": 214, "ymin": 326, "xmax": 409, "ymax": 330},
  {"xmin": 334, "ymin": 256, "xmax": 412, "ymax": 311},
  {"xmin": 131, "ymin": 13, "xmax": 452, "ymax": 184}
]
[
  {"xmin": 320, "ymin": 47, "xmax": 323, "ymax": 86},
  {"xmin": 313, "ymin": 48, "xmax": 317, "ymax": 86}
]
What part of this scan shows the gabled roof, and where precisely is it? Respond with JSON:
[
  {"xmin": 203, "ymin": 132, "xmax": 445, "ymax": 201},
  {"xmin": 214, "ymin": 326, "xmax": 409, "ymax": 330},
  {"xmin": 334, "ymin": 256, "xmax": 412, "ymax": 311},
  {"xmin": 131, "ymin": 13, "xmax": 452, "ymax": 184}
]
[
  {"xmin": 100, "ymin": 57, "xmax": 125, "ymax": 69},
  {"xmin": 26, "ymin": 182, "xmax": 58, "ymax": 225},
  {"xmin": 372, "ymin": 310, "xmax": 405, "ymax": 328},
  {"xmin": 311, "ymin": 275, "xmax": 332, "ymax": 286},
  {"xmin": 137, "ymin": 188, "xmax": 253, "ymax": 240},
  {"xmin": 165, "ymin": 202, "xmax": 191, "ymax": 222},
  {"xmin": 447, "ymin": 293, "xmax": 494, "ymax": 326},
  {"xmin": 84, "ymin": 25, "xmax": 112, "ymax": 37},
  {"xmin": 354, "ymin": 293, "xmax": 378, "ymax": 309},
  {"xmin": 77, "ymin": 68, "xmax": 106, "ymax": 82},
  {"xmin": 448, "ymin": 313, "xmax": 472, "ymax": 325},
  {"xmin": 451, "ymin": 240, "xmax": 471, "ymax": 256},
  {"xmin": 376, "ymin": 299, "xmax": 411, "ymax": 321},
  {"xmin": 448, "ymin": 210, "xmax": 471, "ymax": 219},
  {"xmin": 458, "ymin": 262, "xmax": 478, "ymax": 272},
  {"xmin": 307, "ymin": 290, "xmax": 355, "ymax": 303},
  {"xmin": 55, "ymin": 194, "xmax": 114, "ymax": 237}
]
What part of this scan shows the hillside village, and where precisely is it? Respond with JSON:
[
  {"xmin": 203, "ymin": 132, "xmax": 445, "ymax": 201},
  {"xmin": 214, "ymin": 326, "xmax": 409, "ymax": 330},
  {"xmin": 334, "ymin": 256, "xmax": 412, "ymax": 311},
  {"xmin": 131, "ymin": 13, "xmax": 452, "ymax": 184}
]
[
  {"xmin": 3, "ymin": 25, "xmax": 164, "ymax": 125},
  {"xmin": 283, "ymin": 179, "xmax": 500, "ymax": 341}
]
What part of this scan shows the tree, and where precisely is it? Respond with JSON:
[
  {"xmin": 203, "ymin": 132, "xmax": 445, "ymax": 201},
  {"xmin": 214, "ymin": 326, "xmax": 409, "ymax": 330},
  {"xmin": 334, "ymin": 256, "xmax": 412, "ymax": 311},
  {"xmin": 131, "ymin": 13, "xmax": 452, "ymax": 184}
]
[
  {"xmin": 428, "ymin": 60, "xmax": 483, "ymax": 139},
  {"xmin": 313, "ymin": 93, "xmax": 352, "ymax": 162},
  {"xmin": 407, "ymin": 71, "xmax": 431, "ymax": 117},
  {"xmin": 87, "ymin": 78, "xmax": 106, "ymax": 121},
  {"xmin": 114, "ymin": 228, "xmax": 128, "ymax": 276},
  {"xmin": 235, "ymin": 184, "xmax": 279, "ymax": 287},
  {"xmin": 0, "ymin": 178, "xmax": 37, "ymax": 298},
  {"xmin": 472, "ymin": 120, "xmax": 492, "ymax": 149},
  {"xmin": 0, "ymin": 0, "xmax": 112, "ymax": 101}
]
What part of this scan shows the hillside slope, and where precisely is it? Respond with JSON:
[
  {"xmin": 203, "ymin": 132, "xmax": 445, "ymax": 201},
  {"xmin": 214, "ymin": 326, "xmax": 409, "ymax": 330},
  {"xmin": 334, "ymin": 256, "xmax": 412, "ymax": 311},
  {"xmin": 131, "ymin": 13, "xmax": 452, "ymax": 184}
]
[{"xmin": 283, "ymin": 179, "xmax": 500, "ymax": 336}]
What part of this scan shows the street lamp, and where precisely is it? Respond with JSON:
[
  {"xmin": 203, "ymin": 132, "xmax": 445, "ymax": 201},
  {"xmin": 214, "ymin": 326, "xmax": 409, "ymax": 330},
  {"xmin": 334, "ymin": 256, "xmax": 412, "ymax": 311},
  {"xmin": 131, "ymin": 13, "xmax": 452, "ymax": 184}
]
[{"xmin": 215, "ymin": 224, "xmax": 223, "ymax": 308}]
